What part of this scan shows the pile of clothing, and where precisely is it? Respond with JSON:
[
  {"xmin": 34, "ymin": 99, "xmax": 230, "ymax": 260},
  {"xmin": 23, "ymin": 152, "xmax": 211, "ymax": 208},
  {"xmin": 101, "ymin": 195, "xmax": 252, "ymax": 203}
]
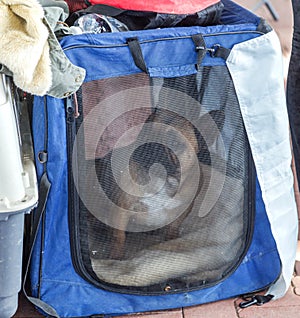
[{"xmin": 0, "ymin": 0, "xmax": 223, "ymax": 97}]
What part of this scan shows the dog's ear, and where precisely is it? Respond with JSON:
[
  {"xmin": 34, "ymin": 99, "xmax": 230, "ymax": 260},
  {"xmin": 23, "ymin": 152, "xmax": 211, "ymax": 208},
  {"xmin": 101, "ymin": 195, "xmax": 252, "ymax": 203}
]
[{"xmin": 196, "ymin": 109, "xmax": 225, "ymax": 148}]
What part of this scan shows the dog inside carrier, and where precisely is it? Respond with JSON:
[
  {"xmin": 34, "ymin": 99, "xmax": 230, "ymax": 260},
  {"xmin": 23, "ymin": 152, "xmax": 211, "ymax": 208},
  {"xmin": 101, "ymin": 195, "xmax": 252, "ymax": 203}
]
[
  {"xmin": 21, "ymin": 0, "xmax": 298, "ymax": 317},
  {"xmin": 70, "ymin": 66, "xmax": 254, "ymax": 294}
]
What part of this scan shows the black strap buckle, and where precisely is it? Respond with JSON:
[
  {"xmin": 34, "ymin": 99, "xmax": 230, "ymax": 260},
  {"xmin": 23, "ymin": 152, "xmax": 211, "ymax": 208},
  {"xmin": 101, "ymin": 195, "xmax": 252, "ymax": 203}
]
[
  {"xmin": 239, "ymin": 294, "xmax": 274, "ymax": 308},
  {"xmin": 207, "ymin": 44, "xmax": 221, "ymax": 57}
]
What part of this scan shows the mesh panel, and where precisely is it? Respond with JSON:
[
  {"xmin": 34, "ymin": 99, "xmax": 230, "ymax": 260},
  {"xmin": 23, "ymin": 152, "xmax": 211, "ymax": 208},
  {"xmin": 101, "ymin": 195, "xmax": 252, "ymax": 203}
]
[{"xmin": 71, "ymin": 68, "xmax": 254, "ymax": 294}]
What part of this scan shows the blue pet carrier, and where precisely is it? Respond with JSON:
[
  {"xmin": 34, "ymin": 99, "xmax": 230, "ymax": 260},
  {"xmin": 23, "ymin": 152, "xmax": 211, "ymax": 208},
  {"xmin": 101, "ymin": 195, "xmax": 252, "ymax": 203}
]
[{"xmin": 29, "ymin": 1, "xmax": 298, "ymax": 317}]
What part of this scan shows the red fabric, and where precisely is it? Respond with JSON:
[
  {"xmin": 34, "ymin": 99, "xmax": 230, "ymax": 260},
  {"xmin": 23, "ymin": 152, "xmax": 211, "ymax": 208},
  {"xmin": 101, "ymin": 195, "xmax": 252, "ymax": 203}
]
[
  {"xmin": 65, "ymin": 0, "xmax": 88, "ymax": 13},
  {"xmin": 87, "ymin": 0, "xmax": 220, "ymax": 14}
]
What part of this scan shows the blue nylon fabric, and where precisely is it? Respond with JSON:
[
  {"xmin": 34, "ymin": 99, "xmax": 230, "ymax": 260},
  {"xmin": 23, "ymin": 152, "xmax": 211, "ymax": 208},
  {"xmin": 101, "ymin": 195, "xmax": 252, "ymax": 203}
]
[
  {"xmin": 30, "ymin": 5, "xmax": 281, "ymax": 316},
  {"xmin": 61, "ymin": 25, "xmax": 261, "ymax": 82},
  {"xmin": 31, "ymin": 96, "xmax": 71, "ymax": 298},
  {"xmin": 31, "ymin": 107, "xmax": 280, "ymax": 316}
]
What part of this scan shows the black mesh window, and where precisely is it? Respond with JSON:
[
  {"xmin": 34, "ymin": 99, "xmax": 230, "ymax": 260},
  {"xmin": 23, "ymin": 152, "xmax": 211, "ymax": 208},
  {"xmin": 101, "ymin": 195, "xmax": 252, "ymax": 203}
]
[{"xmin": 69, "ymin": 68, "xmax": 254, "ymax": 294}]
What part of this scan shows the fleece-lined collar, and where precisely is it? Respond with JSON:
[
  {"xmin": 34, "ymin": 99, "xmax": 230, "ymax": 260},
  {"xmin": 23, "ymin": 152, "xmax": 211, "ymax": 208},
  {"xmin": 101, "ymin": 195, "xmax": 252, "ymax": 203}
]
[{"xmin": 0, "ymin": 0, "xmax": 85, "ymax": 97}]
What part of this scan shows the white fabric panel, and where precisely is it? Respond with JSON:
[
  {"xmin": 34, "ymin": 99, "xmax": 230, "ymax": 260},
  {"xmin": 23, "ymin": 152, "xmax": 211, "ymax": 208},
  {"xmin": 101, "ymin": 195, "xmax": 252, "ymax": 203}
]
[{"xmin": 226, "ymin": 30, "xmax": 298, "ymax": 299}]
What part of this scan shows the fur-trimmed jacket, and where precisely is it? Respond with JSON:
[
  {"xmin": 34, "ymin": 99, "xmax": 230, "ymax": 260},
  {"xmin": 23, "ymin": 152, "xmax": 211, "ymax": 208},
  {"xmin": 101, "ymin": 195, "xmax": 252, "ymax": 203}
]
[{"xmin": 0, "ymin": 0, "xmax": 85, "ymax": 97}]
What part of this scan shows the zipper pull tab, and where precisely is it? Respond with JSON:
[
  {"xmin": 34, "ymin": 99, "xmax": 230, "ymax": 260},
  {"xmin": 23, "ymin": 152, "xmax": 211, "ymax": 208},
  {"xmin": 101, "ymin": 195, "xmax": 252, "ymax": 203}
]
[
  {"xmin": 66, "ymin": 93, "xmax": 80, "ymax": 123},
  {"xmin": 72, "ymin": 92, "xmax": 80, "ymax": 118},
  {"xmin": 239, "ymin": 294, "xmax": 274, "ymax": 308}
]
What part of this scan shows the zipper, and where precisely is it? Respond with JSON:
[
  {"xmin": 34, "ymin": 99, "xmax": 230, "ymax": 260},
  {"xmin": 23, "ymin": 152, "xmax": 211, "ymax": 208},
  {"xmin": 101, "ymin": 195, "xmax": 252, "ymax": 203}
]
[
  {"xmin": 65, "ymin": 89, "xmax": 258, "ymax": 295},
  {"xmin": 66, "ymin": 92, "xmax": 101, "ymax": 284},
  {"xmin": 66, "ymin": 94, "xmax": 87, "ymax": 281},
  {"xmin": 63, "ymin": 30, "xmax": 264, "ymax": 51}
]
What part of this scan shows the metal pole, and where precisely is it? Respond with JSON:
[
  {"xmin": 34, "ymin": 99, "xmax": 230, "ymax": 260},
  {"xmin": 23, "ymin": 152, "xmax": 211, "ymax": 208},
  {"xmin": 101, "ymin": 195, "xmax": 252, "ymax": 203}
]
[{"xmin": 253, "ymin": 0, "xmax": 279, "ymax": 21}]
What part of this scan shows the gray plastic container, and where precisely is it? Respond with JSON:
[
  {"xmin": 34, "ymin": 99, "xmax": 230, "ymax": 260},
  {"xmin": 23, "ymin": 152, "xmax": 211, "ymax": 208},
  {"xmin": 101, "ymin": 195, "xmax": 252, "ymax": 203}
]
[
  {"xmin": 0, "ymin": 212, "xmax": 25, "ymax": 317},
  {"xmin": 0, "ymin": 74, "xmax": 38, "ymax": 318}
]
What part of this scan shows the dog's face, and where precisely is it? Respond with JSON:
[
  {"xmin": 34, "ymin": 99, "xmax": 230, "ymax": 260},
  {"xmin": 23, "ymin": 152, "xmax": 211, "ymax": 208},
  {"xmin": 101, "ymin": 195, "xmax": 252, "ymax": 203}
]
[
  {"xmin": 118, "ymin": 109, "xmax": 209, "ymax": 230},
  {"xmin": 149, "ymin": 109, "xmax": 200, "ymax": 178}
]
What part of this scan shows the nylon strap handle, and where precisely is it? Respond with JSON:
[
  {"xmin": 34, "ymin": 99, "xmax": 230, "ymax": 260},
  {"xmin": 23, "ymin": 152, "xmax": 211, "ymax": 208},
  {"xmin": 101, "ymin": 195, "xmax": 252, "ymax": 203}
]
[
  {"xmin": 126, "ymin": 37, "xmax": 148, "ymax": 73},
  {"xmin": 210, "ymin": 44, "xmax": 231, "ymax": 60},
  {"xmin": 127, "ymin": 34, "xmax": 230, "ymax": 74},
  {"xmin": 192, "ymin": 33, "xmax": 231, "ymax": 67},
  {"xmin": 192, "ymin": 34, "xmax": 207, "ymax": 67}
]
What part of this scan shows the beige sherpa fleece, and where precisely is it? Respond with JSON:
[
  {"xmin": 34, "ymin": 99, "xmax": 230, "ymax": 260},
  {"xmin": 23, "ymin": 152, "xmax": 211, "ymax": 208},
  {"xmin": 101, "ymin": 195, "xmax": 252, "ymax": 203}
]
[{"xmin": 0, "ymin": 0, "xmax": 51, "ymax": 95}]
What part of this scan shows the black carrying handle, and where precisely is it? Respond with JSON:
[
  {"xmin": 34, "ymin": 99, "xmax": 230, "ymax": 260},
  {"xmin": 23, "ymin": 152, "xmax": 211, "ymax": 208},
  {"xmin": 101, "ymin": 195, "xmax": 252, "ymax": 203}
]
[
  {"xmin": 126, "ymin": 35, "xmax": 230, "ymax": 75},
  {"xmin": 127, "ymin": 37, "xmax": 148, "ymax": 73},
  {"xmin": 192, "ymin": 34, "xmax": 207, "ymax": 66}
]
